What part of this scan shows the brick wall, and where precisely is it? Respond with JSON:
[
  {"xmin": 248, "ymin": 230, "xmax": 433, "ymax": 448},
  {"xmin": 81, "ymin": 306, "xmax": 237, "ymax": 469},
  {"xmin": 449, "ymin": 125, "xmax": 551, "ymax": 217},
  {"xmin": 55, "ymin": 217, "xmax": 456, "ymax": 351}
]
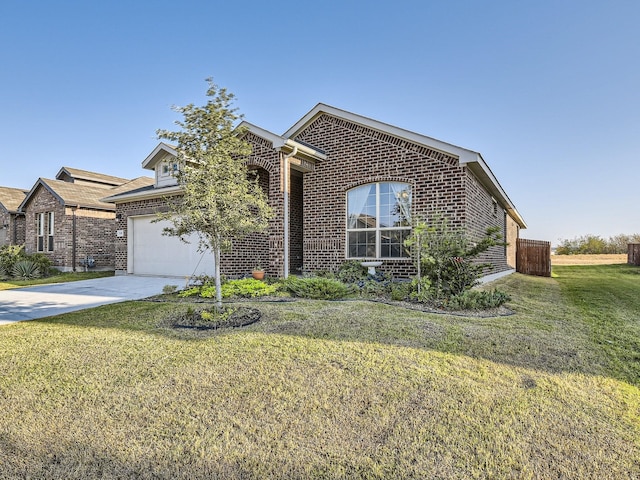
[
  {"xmin": 0, "ymin": 210, "xmax": 9, "ymax": 246},
  {"xmin": 463, "ymin": 168, "xmax": 509, "ymax": 274},
  {"xmin": 14, "ymin": 214, "xmax": 26, "ymax": 245},
  {"xmin": 294, "ymin": 113, "xmax": 471, "ymax": 278},
  {"xmin": 505, "ymin": 213, "xmax": 519, "ymax": 268},
  {"xmin": 113, "ymin": 196, "xmax": 173, "ymax": 274},
  {"xmin": 113, "ymin": 134, "xmax": 281, "ymax": 278},
  {"xmin": 23, "ymin": 186, "xmax": 115, "ymax": 271}
]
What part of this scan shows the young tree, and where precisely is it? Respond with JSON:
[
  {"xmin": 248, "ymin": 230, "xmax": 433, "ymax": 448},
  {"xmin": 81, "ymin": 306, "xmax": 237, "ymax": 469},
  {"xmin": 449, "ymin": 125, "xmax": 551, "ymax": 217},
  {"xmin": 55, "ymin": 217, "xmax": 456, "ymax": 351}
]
[
  {"xmin": 156, "ymin": 79, "xmax": 272, "ymax": 309},
  {"xmin": 404, "ymin": 214, "xmax": 505, "ymax": 299}
]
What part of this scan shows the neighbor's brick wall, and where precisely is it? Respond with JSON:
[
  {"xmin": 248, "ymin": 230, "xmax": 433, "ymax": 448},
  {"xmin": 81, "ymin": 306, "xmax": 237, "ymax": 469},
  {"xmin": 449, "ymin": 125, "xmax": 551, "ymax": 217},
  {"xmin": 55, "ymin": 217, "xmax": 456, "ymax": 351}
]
[
  {"xmin": 23, "ymin": 186, "xmax": 115, "ymax": 271},
  {"xmin": 294, "ymin": 113, "xmax": 469, "ymax": 279},
  {"xmin": 0, "ymin": 210, "xmax": 10, "ymax": 246},
  {"xmin": 66, "ymin": 208, "xmax": 116, "ymax": 271},
  {"xmin": 13, "ymin": 214, "xmax": 26, "ymax": 245}
]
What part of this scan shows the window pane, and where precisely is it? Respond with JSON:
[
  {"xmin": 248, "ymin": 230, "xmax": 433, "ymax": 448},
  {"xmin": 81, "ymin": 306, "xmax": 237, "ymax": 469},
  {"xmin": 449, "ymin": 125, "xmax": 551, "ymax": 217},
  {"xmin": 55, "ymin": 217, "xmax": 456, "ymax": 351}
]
[
  {"xmin": 379, "ymin": 182, "xmax": 411, "ymax": 228},
  {"xmin": 348, "ymin": 231, "xmax": 376, "ymax": 258},
  {"xmin": 347, "ymin": 184, "xmax": 377, "ymax": 229},
  {"xmin": 380, "ymin": 229, "xmax": 410, "ymax": 258}
]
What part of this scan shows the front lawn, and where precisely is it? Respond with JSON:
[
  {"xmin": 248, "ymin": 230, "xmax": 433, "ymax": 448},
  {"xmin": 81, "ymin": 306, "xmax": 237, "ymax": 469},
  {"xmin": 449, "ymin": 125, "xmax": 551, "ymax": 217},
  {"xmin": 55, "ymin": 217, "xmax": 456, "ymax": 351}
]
[
  {"xmin": 0, "ymin": 270, "xmax": 114, "ymax": 290},
  {"xmin": 0, "ymin": 266, "xmax": 638, "ymax": 478}
]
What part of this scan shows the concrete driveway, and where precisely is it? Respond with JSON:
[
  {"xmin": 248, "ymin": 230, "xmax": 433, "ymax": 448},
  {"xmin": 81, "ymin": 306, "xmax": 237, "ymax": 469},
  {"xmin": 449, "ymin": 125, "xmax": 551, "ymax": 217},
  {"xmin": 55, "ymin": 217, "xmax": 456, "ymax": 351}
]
[{"xmin": 0, "ymin": 275, "xmax": 184, "ymax": 325}]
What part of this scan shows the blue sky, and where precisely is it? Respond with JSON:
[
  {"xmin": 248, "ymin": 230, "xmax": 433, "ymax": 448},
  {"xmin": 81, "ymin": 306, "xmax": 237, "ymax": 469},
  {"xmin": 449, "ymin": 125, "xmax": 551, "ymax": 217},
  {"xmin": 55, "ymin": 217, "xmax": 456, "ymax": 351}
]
[{"xmin": 1, "ymin": 0, "xmax": 638, "ymax": 244}]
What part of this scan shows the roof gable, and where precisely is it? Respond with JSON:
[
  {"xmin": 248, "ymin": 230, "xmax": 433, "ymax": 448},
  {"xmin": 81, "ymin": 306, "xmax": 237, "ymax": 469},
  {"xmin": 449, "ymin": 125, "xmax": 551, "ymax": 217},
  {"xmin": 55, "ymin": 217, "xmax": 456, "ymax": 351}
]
[
  {"xmin": 141, "ymin": 143, "xmax": 178, "ymax": 170},
  {"xmin": 20, "ymin": 177, "xmax": 142, "ymax": 212},
  {"xmin": 56, "ymin": 167, "xmax": 130, "ymax": 187},
  {"xmin": 0, "ymin": 186, "xmax": 28, "ymax": 213},
  {"xmin": 283, "ymin": 103, "xmax": 526, "ymax": 228}
]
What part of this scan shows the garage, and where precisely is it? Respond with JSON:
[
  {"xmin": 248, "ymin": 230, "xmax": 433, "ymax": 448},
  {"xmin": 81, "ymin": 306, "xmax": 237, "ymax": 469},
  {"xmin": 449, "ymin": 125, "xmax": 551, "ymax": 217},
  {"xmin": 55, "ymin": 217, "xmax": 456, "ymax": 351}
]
[{"xmin": 128, "ymin": 215, "xmax": 215, "ymax": 277}]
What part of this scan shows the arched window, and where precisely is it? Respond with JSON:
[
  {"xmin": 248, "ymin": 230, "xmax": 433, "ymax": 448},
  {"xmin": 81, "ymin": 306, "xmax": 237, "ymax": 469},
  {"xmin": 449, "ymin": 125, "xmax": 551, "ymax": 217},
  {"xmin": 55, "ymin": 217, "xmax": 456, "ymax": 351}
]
[{"xmin": 346, "ymin": 182, "xmax": 412, "ymax": 258}]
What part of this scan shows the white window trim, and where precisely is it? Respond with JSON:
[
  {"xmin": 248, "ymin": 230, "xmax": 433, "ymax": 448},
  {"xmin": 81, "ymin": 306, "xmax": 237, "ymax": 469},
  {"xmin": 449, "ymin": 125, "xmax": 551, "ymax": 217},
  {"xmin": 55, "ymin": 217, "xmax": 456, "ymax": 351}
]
[
  {"xmin": 47, "ymin": 211, "xmax": 54, "ymax": 251},
  {"xmin": 36, "ymin": 213, "xmax": 45, "ymax": 252},
  {"xmin": 345, "ymin": 182, "xmax": 412, "ymax": 260}
]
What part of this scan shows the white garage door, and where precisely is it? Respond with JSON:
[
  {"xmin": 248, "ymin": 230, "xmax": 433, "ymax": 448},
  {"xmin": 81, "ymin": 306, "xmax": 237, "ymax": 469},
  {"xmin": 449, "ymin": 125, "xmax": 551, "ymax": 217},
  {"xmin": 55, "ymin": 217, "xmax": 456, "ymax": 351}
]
[{"xmin": 129, "ymin": 216, "xmax": 215, "ymax": 277}]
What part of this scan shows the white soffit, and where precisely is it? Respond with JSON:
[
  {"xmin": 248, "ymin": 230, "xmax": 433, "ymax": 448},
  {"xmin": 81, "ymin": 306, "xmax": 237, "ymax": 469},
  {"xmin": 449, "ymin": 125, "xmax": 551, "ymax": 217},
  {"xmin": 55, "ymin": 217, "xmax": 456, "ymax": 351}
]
[{"xmin": 141, "ymin": 142, "xmax": 178, "ymax": 170}]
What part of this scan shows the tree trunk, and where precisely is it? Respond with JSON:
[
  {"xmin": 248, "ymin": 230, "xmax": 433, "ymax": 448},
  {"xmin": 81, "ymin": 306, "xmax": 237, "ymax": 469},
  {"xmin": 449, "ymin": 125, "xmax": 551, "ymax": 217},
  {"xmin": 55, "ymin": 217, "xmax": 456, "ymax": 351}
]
[{"xmin": 214, "ymin": 245, "xmax": 222, "ymax": 311}]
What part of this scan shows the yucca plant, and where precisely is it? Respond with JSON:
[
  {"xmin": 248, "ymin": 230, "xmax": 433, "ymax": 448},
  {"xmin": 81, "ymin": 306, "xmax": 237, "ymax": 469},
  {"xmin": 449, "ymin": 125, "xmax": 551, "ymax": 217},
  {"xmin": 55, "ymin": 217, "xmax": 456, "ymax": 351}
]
[{"xmin": 12, "ymin": 260, "xmax": 40, "ymax": 280}]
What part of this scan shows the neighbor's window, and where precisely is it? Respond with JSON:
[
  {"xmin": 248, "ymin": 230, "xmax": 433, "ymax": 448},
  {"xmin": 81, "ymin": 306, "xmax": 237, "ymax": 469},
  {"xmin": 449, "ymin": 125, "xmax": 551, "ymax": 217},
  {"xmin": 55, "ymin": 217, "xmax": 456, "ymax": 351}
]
[
  {"xmin": 346, "ymin": 182, "xmax": 412, "ymax": 258},
  {"xmin": 47, "ymin": 211, "xmax": 55, "ymax": 251},
  {"xmin": 36, "ymin": 213, "xmax": 45, "ymax": 252}
]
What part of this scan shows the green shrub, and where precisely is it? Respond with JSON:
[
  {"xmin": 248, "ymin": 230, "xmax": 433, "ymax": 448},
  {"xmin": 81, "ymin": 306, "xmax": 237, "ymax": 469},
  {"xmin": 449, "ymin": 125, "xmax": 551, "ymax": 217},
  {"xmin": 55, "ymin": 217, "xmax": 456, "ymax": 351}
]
[
  {"xmin": 27, "ymin": 253, "xmax": 53, "ymax": 277},
  {"xmin": 162, "ymin": 285, "xmax": 178, "ymax": 294},
  {"xmin": 221, "ymin": 278, "xmax": 278, "ymax": 298},
  {"xmin": 284, "ymin": 277, "xmax": 354, "ymax": 300},
  {"xmin": 336, "ymin": 260, "xmax": 368, "ymax": 284},
  {"xmin": 390, "ymin": 282, "xmax": 411, "ymax": 301},
  {"xmin": 405, "ymin": 215, "xmax": 505, "ymax": 298},
  {"xmin": 409, "ymin": 277, "xmax": 433, "ymax": 303},
  {"xmin": 12, "ymin": 260, "xmax": 40, "ymax": 280},
  {"xmin": 178, "ymin": 287, "xmax": 202, "ymax": 298},
  {"xmin": 0, "ymin": 244, "xmax": 26, "ymax": 273},
  {"xmin": 445, "ymin": 289, "xmax": 511, "ymax": 310}
]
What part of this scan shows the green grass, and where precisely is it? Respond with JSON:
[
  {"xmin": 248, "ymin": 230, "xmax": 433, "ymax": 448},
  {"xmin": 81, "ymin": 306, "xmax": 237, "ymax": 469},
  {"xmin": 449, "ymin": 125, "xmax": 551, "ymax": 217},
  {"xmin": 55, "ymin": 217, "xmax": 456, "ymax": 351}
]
[
  {"xmin": 552, "ymin": 263, "xmax": 640, "ymax": 385},
  {"xmin": 0, "ymin": 270, "xmax": 114, "ymax": 290},
  {"xmin": 0, "ymin": 266, "xmax": 638, "ymax": 478}
]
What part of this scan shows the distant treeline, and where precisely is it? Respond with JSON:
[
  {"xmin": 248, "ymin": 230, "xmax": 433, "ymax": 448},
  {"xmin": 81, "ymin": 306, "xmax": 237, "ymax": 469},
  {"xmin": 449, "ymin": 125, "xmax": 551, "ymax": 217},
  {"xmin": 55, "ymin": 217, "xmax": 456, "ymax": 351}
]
[{"xmin": 555, "ymin": 234, "xmax": 640, "ymax": 255}]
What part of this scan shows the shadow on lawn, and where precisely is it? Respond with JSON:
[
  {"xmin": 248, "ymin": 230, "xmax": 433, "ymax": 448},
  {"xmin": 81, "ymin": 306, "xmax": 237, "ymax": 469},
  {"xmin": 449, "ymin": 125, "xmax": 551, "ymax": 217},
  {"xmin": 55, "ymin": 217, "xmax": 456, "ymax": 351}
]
[{"xmin": 30, "ymin": 273, "xmax": 639, "ymax": 388}]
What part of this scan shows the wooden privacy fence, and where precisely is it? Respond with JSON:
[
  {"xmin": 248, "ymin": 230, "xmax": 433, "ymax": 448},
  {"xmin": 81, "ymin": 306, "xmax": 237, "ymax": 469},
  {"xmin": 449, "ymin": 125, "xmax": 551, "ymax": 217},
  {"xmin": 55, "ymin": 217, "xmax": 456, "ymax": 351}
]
[
  {"xmin": 516, "ymin": 238, "xmax": 551, "ymax": 277},
  {"xmin": 629, "ymin": 244, "xmax": 640, "ymax": 266}
]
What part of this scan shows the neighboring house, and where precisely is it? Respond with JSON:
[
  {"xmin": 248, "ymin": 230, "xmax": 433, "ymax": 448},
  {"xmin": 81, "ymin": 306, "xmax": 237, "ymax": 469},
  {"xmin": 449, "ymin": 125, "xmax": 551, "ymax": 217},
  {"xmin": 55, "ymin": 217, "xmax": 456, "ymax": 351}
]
[
  {"xmin": 19, "ymin": 167, "xmax": 153, "ymax": 271},
  {"xmin": 105, "ymin": 104, "xmax": 526, "ymax": 279},
  {"xmin": 0, "ymin": 186, "xmax": 28, "ymax": 247}
]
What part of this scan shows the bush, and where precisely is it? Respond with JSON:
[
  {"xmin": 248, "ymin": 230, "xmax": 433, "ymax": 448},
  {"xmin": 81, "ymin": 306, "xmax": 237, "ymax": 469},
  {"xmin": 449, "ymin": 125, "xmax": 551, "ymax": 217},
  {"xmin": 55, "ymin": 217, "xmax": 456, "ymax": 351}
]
[
  {"xmin": 336, "ymin": 260, "xmax": 368, "ymax": 284},
  {"xmin": 405, "ymin": 215, "xmax": 504, "ymax": 299},
  {"xmin": 390, "ymin": 282, "xmax": 411, "ymax": 301},
  {"xmin": 0, "ymin": 245, "xmax": 26, "ymax": 273},
  {"xmin": 284, "ymin": 277, "xmax": 354, "ymax": 300},
  {"xmin": 12, "ymin": 260, "xmax": 40, "ymax": 280},
  {"xmin": 445, "ymin": 289, "xmax": 511, "ymax": 310},
  {"xmin": 27, "ymin": 253, "xmax": 53, "ymax": 277},
  {"xmin": 221, "ymin": 278, "xmax": 278, "ymax": 298},
  {"xmin": 409, "ymin": 277, "xmax": 433, "ymax": 303}
]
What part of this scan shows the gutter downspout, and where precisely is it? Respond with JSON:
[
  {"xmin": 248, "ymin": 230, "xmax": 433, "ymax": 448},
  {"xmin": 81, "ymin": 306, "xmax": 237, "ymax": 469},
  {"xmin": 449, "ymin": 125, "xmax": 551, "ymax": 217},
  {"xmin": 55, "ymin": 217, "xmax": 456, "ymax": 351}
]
[
  {"xmin": 71, "ymin": 206, "xmax": 77, "ymax": 272},
  {"xmin": 283, "ymin": 146, "xmax": 298, "ymax": 279}
]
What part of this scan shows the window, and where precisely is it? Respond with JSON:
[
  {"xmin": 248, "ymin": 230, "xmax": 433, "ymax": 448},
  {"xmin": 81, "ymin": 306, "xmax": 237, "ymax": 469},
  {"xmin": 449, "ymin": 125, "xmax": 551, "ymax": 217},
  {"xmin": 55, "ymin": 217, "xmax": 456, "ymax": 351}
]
[
  {"xmin": 161, "ymin": 162, "xmax": 179, "ymax": 175},
  {"xmin": 47, "ymin": 212, "xmax": 54, "ymax": 251},
  {"xmin": 347, "ymin": 182, "xmax": 412, "ymax": 258},
  {"xmin": 36, "ymin": 213, "xmax": 44, "ymax": 252}
]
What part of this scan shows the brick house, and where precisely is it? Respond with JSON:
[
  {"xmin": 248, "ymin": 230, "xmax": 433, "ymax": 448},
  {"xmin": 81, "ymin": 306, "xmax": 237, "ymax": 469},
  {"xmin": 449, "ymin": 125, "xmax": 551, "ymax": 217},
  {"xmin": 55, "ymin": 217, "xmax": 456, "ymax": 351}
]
[
  {"xmin": 105, "ymin": 104, "xmax": 526, "ymax": 279},
  {"xmin": 0, "ymin": 186, "xmax": 28, "ymax": 247},
  {"xmin": 19, "ymin": 167, "xmax": 153, "ymax": 271}
]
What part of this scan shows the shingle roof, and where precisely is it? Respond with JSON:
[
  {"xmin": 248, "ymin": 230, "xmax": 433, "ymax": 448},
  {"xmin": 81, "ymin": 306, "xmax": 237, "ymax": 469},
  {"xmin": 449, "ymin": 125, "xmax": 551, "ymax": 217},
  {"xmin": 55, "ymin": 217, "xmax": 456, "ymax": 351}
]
[
  {"xmin": 0, "ymin": 186, "xmax": 28, "ymax": 213},
  {"xmin": 56, "ymin": 167, "xmax": 130, "ymax": 187},
  {"xmin": 21, "ymin": 175, "xmax": 141, "ymax": 211}
]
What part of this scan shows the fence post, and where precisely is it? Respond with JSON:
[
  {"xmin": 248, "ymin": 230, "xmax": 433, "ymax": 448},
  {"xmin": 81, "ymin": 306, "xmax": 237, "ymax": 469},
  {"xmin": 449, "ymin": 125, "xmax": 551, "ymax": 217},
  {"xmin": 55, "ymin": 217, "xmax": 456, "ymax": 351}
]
[{"xmin": 629, "ymin": 244, "xmax": 640, "ymax": 266}]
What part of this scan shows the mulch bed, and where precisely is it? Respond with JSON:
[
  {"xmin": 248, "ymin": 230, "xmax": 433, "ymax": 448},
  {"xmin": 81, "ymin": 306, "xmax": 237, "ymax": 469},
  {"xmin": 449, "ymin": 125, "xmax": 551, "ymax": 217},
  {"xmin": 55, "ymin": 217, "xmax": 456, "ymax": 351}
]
[{"xmin": 164, "ymin": 306, "xmax": 261, "ymax": 330}]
